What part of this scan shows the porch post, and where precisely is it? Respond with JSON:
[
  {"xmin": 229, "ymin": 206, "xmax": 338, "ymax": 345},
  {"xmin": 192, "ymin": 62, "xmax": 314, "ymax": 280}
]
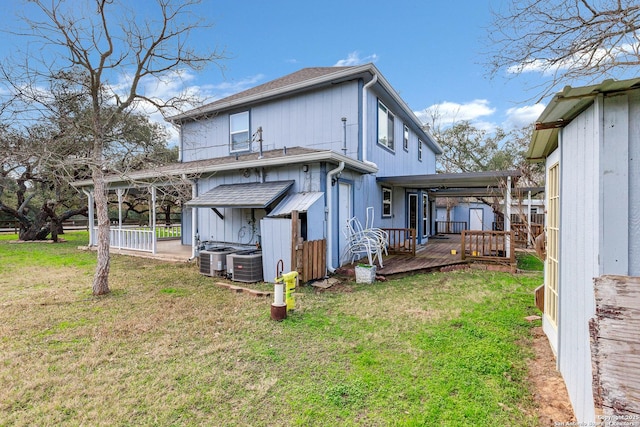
[
  {"xmin": 527, "ymin": 190, "xmax": 532, "ymax": 247},
  {"xmin": 191, "ymin": 180, "xmax": 198, "ymax": 259},
  {"xmin": 505, "ymin": 176, "xmax": 512, "ymax": 256},
  {"xmin": 151, "ymin": 186, "xmax": 157, "ymax": 254},
  {"xmin": 117, "ymin": 188, "xmax": 124, "ymax": 250},
  {"xmin": 83, "ymin": 189, "xmax": 96, "ymax": 247}
]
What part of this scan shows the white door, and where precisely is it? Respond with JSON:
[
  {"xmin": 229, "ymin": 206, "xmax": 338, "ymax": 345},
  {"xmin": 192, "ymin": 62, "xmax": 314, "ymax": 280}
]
[
  {"xmin": 338, "ymin": 182, "xmax": 353, "ymax": 265},
  {"xmin": 469, "ymin": 208, "xmax": 484, "ymax": 230}
]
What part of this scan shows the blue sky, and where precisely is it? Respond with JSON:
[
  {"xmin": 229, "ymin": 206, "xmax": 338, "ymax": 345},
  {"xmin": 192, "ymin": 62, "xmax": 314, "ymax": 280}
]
[{"xmin": 0, "ymin": 0, "xmax": 552, "ymax": 136}]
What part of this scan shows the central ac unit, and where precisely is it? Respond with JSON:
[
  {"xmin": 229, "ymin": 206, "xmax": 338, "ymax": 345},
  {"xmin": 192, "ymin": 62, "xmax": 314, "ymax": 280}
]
[
  {"xmin": 199, "ymin": 247, "xmax": 237, "ymax": 276},
  {"xmin": 231, "ymin": 250, "xmax": 263, "ymax": 283}
]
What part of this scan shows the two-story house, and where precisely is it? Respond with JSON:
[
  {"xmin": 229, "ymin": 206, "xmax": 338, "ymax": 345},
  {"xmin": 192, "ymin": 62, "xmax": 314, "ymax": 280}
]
[{"xmin": 76, "ymin": 64, "xmax": 443, "ymax": 280}]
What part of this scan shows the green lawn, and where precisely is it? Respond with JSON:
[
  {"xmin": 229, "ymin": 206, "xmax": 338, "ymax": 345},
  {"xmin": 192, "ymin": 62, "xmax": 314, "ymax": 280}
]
[{"xmin": 0, "ymin": 231, "xmax": 543, "ymax": 426}]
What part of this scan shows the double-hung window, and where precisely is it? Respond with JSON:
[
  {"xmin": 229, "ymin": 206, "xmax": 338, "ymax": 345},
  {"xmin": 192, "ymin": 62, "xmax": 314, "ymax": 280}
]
[
  {"xmin": 382, "ymin": 187, "xmax": 392, "ymax": 217},
  {"xmin": 377, "ymin": 100, "xmax": 394, "ymax": 150},
  {"xmin": 230, "ymin": 111, "xmax": 250, "ymax": 152}
]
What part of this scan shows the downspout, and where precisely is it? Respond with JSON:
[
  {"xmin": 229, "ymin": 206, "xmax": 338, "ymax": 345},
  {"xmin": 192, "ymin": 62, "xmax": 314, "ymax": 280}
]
[
  {"xmin": 326, "ymin": 161, "xmax": 345, "ymax": 273},
  {"xmin": 361, "ymin": 74, "xmax": 378, "ymax": 168}
]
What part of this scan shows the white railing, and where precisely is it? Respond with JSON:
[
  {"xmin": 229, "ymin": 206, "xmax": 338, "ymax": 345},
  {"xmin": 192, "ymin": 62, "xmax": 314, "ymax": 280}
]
[{"xmin": 110, "ymin": 227, "xmax": 155, "ymax": 252}]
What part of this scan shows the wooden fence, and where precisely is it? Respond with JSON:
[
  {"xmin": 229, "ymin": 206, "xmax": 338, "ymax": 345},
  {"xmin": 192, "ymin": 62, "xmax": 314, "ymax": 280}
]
[
  {"xmin": 290, "ymin": 210, "xmax": 326, "ymax": 283},
  {"xmin": 297, "ymin": 239, "xmax": 327, "ymax": 283},
  {"xmin": 382, "ymin": 228, "xmax": 416, "ymax": 256},
  {"xmin": 461, "ymin": 230, "xmax": 515, "ymax": 264}
]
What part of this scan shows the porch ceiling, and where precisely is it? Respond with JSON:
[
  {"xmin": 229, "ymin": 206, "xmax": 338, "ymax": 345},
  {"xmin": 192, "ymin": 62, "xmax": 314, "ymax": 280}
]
[
  {"xmin": 376, "ymin": 170, "xmax": 522, "ymax": 197},
  {"xmin": 185, "ymin": 180, "xmax": 294, "ymax": 208}
]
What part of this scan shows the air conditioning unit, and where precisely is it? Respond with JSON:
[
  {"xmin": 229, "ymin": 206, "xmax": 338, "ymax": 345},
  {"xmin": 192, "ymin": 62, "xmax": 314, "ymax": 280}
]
[
  {"xmin": 231, "ymin": 250, "xmax": 263, "ymax": 283},
  {"xmin": 199, "ymin": 247, "xmax": 237, "ymax": 276}
]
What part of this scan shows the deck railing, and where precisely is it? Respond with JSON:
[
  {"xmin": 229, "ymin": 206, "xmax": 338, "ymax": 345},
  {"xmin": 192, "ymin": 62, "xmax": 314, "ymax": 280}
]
[
  {"xmin": 435, "ymin": 221, "xmax": 468, "ymax": 234},
  {"xmin": 461, "ymin": 230, "xmax": 515, "ymax": 264},
  {"xmin": 382, "ymin": 228, "xmax": 416, "ymax": 256}
]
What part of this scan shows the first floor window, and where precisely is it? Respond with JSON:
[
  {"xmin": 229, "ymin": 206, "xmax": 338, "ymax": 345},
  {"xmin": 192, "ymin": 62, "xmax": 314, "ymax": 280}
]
[
  {"xmin": 378, "ymin": 100, "xmax": 395, "ymax": 150},
  {"xmin": 230, "ymin": 111, "xmax": 250, "ymax": 152},
  {"xmin": 382, "ymin": 187, "xmax": 392, "ymax": 217}
]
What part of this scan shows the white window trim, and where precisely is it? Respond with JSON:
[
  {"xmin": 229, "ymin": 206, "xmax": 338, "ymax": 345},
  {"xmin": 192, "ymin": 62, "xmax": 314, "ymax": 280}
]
[
  {"xmin": 377, "ymin": 100, "xmax": 395, "ymax": 151},
  {"xmin": 403, "ymin": 124, "xmax": 409, "ymax": 152},
  {"xmin": 230, "ymin": 111, "xmax": 250, "ymax": 153},
  {"xmin": 382, "ymin": 187, "xmax": 392, "ymax": 218},
  {"xmin": 418, "ymin": 139, "xmax": 423, "ymax": 161}
]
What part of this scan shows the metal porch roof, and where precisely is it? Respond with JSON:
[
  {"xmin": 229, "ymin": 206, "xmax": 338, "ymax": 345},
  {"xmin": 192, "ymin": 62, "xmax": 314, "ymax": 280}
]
[
  {"xmin": 267, "ymin": 192, "xmax": 324, "ymax": 217},
  {"xmin": 528, "ymin": 77, "xmax": 640, "ymax": 162},
  {"xmin": 185, "ymin": 180, "xmax": 294, "ymax": 208},
  {"xmin": 377, "ymin": 170, "xmax": 521, "ymax": 197}
]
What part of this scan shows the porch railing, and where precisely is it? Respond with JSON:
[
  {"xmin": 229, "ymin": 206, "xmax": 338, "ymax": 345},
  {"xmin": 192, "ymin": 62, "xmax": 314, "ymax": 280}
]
[
  {"xmin": 461, "ymin": 230, "xmax": 515, "ymax": 264},
  {"xmin": 92, "ymin": 225, "xmax": 182, "ymax": 253},
  {"xmin": 382, "ymin": 228, "xmax": 416, "ymax": 256},
  {"xmin": 110, "ymin": 227, "xmax": 155, "ymax": 253},
  {"xmin": 435, "ymin": 221, "xmax": 468, "ymax": 234}
]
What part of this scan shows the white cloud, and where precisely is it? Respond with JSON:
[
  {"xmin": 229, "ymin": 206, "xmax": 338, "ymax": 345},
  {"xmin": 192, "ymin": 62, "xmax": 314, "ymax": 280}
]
[
  {"xmin": 334, "ymin": 51, "xmax": 379, "ymax": 67},
  {"xmin": 419, "ymin": 99, "xmax": 496, "ymax": 126},
  {"xmin": 109, "ymin": 70, "xmax": 268, "ymax": 146},
  {"xmin": 507, "ymin": 42, "xmax": 640, "ymax": 76},
  {"xmin": 504, "ymin": 103, "xmax": 546, "ymax": 128}
]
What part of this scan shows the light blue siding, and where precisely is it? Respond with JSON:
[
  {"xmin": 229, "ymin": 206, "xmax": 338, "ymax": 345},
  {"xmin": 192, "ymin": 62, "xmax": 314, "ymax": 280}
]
[{"xmin": 181, "ymin": 82, "xmax": 361, "ymax": 162}]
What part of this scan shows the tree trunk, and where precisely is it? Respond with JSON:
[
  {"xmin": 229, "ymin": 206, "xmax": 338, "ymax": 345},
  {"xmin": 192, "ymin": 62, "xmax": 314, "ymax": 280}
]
[
  {"xmin": 92, "ymin": 167, "xmax": 111, "ymax": 295},
  {"xmin": 18, "ymin": 201, "xmax": 54, "ymax": 240},
  {"xmin": 164, "ymin": 203, "xmax": 172, "ymax": 227}
]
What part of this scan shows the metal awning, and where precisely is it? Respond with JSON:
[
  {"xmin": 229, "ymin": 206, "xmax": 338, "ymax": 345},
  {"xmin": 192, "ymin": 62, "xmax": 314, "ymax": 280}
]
[
  {"xmin": 185, "ymin": 180, "xmax": 294, "ymax": 208},
  {"xmin": 377, "ymin": 171, "xmax": 521, "ymax": 197},
  {"xmin": 267, "ymin": 192, "xmax": 324, "ymax": 217}
]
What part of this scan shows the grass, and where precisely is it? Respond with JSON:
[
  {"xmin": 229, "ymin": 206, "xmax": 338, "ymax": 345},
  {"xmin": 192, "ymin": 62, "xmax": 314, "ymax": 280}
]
[
  {"xmin": 0, "ymin": 231, "xmax": 544, "ymax": 426},
  {"xmin": 516, "ymin": 252, "xmax": 544, "ymax": 271}
]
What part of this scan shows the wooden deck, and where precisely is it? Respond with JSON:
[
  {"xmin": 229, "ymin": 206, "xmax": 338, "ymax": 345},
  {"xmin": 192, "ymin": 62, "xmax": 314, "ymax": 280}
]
[{"xmin": 343, "ymin": 234, "xmax": 468, "ymax": 277}]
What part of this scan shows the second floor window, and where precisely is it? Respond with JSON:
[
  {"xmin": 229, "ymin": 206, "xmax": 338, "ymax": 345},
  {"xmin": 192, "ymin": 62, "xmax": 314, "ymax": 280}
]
[
  {"xmin": 230, "ymin": 111, "xmax": 250, "ymax": 152},
  {"xmin": 418, "ymin": 139, "xmax": 423, "ymax": 161},
  {"xmin": 403, "ymin": 125, "xmax": 409, "ymax": 151},
  {"xmin": 378, "ymin": 100, "xmax": 394, "ymax": 150}
]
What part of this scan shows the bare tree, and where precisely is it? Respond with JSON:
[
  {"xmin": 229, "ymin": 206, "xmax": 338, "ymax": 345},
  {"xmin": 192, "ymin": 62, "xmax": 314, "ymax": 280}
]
[
  {"xmin": 487, "ymin": 0, "xmax": 640, "ymax": 98},
  {"xmin": 1, "ymin": 0, "xmax": 224, "ymax": 295}
]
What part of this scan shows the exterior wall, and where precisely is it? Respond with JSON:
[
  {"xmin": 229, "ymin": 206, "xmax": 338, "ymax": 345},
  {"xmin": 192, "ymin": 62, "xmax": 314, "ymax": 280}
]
[
  {"xmin": 364, "ymin": 86, "xmax": 437, "ymax": 177},
  {"xmin": 434, "ymin": 202, "xmax": 495, "ymax": 231},
  {"xmin": 629, "ymin": 90, "xmax": 640, "ymax": 275},
  {"xmin": 194, "ymin": 163, "xmax": 326, "ymax": 246},
  {"xmin": 181, "ymin": 82, "xmax": 361, "ymax": 162},
  {"xmin": 556, "ymin": 102, "xmax": 600, "ymax": 424}
]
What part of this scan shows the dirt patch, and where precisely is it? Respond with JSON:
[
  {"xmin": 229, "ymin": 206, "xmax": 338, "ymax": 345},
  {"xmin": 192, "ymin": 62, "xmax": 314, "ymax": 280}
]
[{"xmin": 529, "ymin": 326, "xmax": 576, "ymax": 425}]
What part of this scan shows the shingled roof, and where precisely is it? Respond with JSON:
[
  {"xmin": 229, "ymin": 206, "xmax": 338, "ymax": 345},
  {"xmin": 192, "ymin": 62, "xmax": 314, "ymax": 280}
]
[{"xmin": 168, "ymin": 66, "xmax": 362, "ymax": 122}]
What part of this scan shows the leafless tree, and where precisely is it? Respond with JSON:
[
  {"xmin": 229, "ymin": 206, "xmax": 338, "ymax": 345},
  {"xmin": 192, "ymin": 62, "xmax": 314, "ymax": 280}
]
[
  {"xmin": 1, "ymin": 0, "xmax": 224, "ymax": 295},
  {"xmin": 487, "ymin": 0, "xmax": 640, "ymax": 99}
]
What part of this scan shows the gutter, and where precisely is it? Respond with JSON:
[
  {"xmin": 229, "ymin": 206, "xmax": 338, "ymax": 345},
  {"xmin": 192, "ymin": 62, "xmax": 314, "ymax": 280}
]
[
  {"xmin": 326, "ymin": 161, "xmax": 345, "ymax": 273},
  {"xmin": 361, "ymin": 74, "xmax": 378, "ymax": 168},
  {"xmin": 70, "ymin": 150, "xmax": 378, "ymax": 188}
]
